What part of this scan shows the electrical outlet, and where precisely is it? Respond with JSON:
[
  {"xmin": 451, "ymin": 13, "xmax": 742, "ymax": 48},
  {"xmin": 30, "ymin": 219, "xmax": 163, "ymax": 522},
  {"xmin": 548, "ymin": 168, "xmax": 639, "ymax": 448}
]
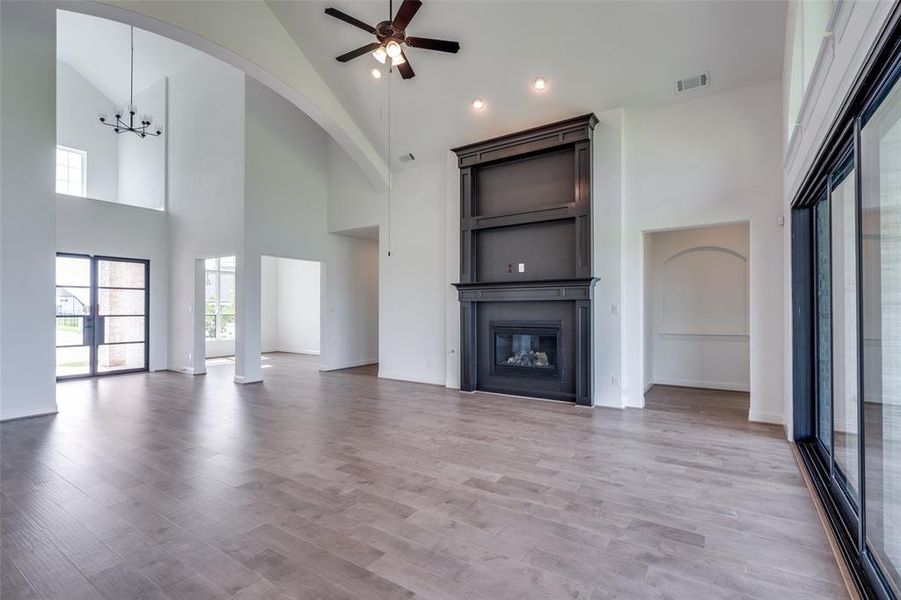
[
  {"xmin": 611, "ymin": 375, "xmax": 619, "ymax": 387},
  {"xmin": 611, "ymin": 303, "xmax": 620, "ymax": 316},
  {"xmin": 518, "ymin": 263, "xmax": 525, "ymax": 273}
]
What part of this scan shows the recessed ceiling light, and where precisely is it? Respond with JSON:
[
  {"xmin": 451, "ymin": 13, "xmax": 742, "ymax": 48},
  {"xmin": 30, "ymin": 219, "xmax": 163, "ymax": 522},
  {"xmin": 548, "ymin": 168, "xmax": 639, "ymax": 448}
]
[
  {"xmin": 532, "ymin": 77, "xmax": 548, "ymax": 91},
  {"xmin": 371, "ymin": 68, "xmax": 382, "ymax": 79},
  {"xmin": 471, "ymin": 97, "xmax": 486, "ymax": 111}
]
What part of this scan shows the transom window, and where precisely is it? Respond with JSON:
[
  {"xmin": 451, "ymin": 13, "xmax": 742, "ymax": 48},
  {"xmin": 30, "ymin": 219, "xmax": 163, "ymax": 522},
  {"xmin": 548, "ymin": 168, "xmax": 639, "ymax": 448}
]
[
  {"xmin": 55, "ymin": 145, "xmax": 87, "ymax": 197},
  {"xmin": 205, "ymin": 256, "xmax": 236, "ymax": 341}
]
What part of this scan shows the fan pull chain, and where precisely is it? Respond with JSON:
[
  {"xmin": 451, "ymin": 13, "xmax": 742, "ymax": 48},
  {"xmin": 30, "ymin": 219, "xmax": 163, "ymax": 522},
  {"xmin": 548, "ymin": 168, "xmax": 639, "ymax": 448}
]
[{"xmin": 387, "ymin": 53, "xmax": 392, "ymax": 258}]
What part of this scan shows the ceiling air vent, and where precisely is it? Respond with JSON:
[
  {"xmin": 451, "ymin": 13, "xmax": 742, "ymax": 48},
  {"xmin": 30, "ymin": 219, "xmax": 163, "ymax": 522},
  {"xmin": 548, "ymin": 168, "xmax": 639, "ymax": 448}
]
[
  {"xmin": 675, "ymin": 72, "xmax": 710, "ymax": 94},
  {"xmin": 398, "ymin": 153, "xmax": 415, "ymax": 163}
]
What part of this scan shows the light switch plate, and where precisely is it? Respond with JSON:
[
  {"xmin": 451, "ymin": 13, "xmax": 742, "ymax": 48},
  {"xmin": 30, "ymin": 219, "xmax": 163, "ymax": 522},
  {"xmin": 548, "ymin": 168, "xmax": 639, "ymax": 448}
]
[{"xmin": 517, "ymin": 263, "xmax": 525, "ymax": 273}]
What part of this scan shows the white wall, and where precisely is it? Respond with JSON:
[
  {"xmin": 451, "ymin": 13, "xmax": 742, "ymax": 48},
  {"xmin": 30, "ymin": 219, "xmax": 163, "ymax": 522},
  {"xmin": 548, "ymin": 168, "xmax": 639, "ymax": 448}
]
[
  {"xmin": 261, "ymin": 255, "xmax": 279, "ymax": 353},
  {"xmin": 1, "ymin": 1, "xmax": 58, "ymax": 420},
  {"xmin": 646, "ymin": 223, "xmax": 750, "ymax": 392},
  {"xmin": 56, "ymin": 196, "xmax": 168, "ymax": 371},
  {"xmin": 592, "ymin": 109, "xmax": 624, "ymax": 407},
  {"xmin": 329, "ymin": 140, "xmax": 452, "ymax": 386},
  {"xmin": 260, "ymin": 256, "xmax": 324, "ymax": 355},
  {"xmin": 167, "ymin": 56, "xmax": 245, "ymax": 373},
  {"xmin": 241, "ymin": 78, "xmax": 379, "ymax": 382},
  {"xmin": 118, "ymin": 78, "xmax": 166, "ymax": 210},
  {"xmin": 622, "ymin": 80, "xmax": 784, "ymax": 423},
  {"xmin": 782, "ymin": 0, "xmax": 896, "ymax": 436},
  {"xmin": 56, "ymin": 61, "xmax": 119, "ymax": 203}
]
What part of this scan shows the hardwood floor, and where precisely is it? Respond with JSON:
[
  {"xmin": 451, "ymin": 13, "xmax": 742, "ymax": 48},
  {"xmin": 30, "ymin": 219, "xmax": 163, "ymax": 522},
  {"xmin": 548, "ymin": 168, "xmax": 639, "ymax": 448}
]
[{"xmin": 1, "ymin": 353, "xmax": 846, "ymax": 599}]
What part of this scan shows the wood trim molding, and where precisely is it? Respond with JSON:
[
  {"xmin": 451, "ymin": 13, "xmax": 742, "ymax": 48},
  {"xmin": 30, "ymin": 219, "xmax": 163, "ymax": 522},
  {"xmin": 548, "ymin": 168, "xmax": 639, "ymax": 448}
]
[
  {"xmin": 452, "ymin": 114, "xmax": 598, "ymax": 167},
  {"xmin": 657, "ymin": 332, "xmax": 749, "ymax": 342}
]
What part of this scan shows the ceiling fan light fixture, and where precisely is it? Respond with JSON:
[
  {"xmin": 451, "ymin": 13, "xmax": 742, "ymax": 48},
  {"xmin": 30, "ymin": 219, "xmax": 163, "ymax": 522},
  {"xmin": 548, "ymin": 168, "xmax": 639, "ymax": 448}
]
[
  {"xmin": 372, "ymin": 46, "xmax": 387, "ymax": 63},
  {"xmin": 471, "ymin": 97, "xmax": 485, "ymax": 111},
  {"xmin": 391, "ymin": 53, "xmax": 406, "ymax": 66},
  {"xmin": 533, "ymin": 77, "xmax": 548, "ymax": 91},
  {"xmin": 385, "ymin": 40, "xmax": 402, "ymax": 58}
]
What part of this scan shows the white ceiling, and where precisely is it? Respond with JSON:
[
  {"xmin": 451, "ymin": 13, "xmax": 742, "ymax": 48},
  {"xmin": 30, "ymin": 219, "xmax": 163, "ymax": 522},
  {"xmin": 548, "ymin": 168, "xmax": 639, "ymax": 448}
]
[
  {"xmin": 57, "ymin": 10, "xmax": 207, "ymax": 106},
  {"xmin": 267, "ymin": 0, "xmax": 787, "ymax": 169}
]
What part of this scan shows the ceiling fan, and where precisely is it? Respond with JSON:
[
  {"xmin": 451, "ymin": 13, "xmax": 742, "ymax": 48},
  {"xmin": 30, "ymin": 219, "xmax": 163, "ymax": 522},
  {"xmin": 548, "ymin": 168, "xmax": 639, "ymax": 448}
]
[{"xmin": 324, "ymin": 0, "xmax": 460, "ymax": 79}]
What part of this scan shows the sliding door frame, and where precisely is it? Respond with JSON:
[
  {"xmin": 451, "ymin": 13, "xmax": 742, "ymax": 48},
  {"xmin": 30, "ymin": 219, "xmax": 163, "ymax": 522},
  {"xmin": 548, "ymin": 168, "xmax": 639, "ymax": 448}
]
[{"xmin": 791, "ymin": 4, "xmax": 901, "ymax": 599}]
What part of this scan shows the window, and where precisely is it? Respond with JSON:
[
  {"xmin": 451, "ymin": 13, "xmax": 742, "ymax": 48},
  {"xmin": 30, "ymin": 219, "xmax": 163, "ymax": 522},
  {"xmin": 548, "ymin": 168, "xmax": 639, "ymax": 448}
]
[
  {"xmin": 55, "ymin": 145, "xmax": 86, "ymax": 197},
  {"xmin": 205, "ymin": 256, "xmax": 235, "ymax": 341}
]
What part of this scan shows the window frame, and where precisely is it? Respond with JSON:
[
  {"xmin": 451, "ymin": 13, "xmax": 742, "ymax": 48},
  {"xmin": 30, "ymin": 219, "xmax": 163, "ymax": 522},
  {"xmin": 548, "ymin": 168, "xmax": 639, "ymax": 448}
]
[
  {"xmin": 204, "ymin": 257, "xmax": 236, "ymax": 341},
  {"xmin": 55, "ymin": 145, "xmax": 87, "ymax": 198}
]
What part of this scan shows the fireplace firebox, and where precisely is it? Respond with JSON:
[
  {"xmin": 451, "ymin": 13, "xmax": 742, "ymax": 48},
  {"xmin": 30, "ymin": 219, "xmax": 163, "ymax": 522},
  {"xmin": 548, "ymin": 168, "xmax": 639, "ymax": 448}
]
[{"xmin": 492, "ymin": 322, "xmax": 561, "ymax": 379}]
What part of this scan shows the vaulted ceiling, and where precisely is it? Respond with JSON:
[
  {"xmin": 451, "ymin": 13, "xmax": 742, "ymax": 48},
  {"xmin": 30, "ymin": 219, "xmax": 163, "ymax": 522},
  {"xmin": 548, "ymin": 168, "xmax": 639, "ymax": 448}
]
[
  {"xmin": 57, "ymin": 10, "xmax": 207, "ymax": 106},
  {"xmin": 268, "ymin": 0, "xmax": 787, "ymax": 168}
]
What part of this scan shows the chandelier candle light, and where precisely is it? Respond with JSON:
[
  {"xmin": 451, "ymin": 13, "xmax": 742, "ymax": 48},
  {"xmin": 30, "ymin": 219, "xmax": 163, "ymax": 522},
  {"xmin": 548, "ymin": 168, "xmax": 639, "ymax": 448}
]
[{"xmin": 98, "ymin": 26, "xmax": 162, "ymax": 138}]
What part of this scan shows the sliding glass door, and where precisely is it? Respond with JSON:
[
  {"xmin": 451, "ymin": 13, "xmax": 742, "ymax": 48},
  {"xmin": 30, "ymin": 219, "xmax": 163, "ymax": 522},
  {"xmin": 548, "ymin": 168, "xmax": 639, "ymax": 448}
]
[
  {"xmin": 792, "ymin": 16, "xmax": 901, "ymax": 596},
  {"xmin": 55, "ymin": 254, "xmax": 149, "ymax": 379},
  {"xmin": 831, "ymin": 157, "xmax": 861, "ymax": 510},
  {"xmin": 861, "ymin": 67, "xmax": 901, "ymax": 597}
]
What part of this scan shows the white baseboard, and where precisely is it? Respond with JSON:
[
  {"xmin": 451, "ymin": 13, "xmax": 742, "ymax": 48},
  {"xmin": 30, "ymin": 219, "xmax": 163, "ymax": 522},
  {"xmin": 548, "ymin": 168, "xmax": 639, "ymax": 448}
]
[
  {"xmin": 749, "ymin": 408, "xmax": 784, "ymax": 425},
  {"xmin": 592, "ymin": 394, "xmax": 625, "ymax": 409},
  {"xmin": 234, "ymin": 375, "xmax": 263, "ymax": 384},
  {"xmin": 1, "ymin": 405, "xmax": 58, "ymax": 422},
  {"xmin": 319, "ymin": 357, "xmax": 378, "ymax": 371},
  {"xmin": 653, "ymin": 377, "xmax": 750, "ymax": 392},
  {"xmin": 168, "ymin": 367, "xmax": 206, "ymax": 376},
  {"xmin": 378, "ymin": 370, "xmax": 446, "ymax": 387}
]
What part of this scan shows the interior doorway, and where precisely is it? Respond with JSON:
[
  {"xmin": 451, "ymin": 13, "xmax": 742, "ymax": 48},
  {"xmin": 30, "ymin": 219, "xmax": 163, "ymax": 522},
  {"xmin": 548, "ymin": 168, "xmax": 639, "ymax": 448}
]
[
  {"xmin": 261, "ymin": 256, "xmax": 322, "ymax": 369},
  {"xmin": 55, "ymin": 253, "xmax": 149, "ymax": 379},
  {"xmin": 642, "ymin": 222, "xmax": 751, "ymax": 404}
]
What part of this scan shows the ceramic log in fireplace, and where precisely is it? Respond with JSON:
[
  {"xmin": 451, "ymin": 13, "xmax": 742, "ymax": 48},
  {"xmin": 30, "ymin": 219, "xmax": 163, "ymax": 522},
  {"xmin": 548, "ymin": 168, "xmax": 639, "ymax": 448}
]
[{"xmin": 452, "ymin": 115, "xmax": 598, "ymax": 405}]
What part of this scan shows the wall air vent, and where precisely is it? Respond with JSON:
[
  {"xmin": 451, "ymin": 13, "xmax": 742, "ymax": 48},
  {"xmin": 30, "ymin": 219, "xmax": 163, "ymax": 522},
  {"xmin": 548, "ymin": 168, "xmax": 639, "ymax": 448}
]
[
  {"xmin": 675, "ymin": 72, "xmax": 710, "ymax": 94},
  {"xmin": 398, "ymin": 153, "xmax": 415, "ymax": 163}
]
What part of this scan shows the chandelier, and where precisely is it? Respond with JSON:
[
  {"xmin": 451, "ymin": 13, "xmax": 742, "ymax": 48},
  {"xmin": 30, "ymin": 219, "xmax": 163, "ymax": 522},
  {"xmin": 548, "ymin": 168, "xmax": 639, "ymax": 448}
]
[{"xmin": 98, "ymin": 26, "xmax": 162, "ymax": 138}]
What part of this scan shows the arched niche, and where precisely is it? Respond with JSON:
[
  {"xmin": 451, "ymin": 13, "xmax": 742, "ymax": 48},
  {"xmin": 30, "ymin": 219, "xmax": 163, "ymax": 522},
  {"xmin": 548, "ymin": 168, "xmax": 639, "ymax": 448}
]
[{"xmin": 661, "ymin": 246, "xmax": 748, "ymax": 336}]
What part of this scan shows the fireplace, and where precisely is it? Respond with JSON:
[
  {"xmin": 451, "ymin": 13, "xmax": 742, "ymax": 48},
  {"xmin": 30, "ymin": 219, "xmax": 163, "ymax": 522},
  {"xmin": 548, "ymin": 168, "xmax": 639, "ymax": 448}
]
[
  {"xmin": 452, "ymin": 114, "xmax": 598, "ymax": 405},
  {"xmin": 492, "ymin": 322, "xmax": 561, "ymax": 379}
]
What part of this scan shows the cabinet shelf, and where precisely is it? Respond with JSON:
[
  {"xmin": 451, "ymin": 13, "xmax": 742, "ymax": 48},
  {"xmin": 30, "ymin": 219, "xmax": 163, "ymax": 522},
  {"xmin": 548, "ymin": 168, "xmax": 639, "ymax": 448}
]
[{"xmin": 464, "ymin": 202, "xmax": 586, "ymax": 231}]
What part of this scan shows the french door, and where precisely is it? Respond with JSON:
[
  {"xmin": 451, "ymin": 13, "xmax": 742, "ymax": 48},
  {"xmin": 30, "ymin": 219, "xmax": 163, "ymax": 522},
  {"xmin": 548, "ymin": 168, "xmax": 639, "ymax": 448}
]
[{"xmin": 55, "ymin": 253, "xmax": 149, "ymax": 379}]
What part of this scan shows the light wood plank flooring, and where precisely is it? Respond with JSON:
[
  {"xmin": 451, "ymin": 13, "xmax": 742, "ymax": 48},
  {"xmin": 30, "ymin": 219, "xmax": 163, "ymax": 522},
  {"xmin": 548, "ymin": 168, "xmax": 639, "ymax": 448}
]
[{"xmin": 1, "ymin": 353, "xmax": 845, "ymax": 599}]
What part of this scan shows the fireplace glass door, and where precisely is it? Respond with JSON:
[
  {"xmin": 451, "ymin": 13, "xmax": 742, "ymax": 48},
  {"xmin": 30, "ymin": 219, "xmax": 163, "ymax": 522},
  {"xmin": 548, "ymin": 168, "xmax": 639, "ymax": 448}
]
[{"xmin": 492, "ymin": 323, "xmax": 561, "ymax": 378}]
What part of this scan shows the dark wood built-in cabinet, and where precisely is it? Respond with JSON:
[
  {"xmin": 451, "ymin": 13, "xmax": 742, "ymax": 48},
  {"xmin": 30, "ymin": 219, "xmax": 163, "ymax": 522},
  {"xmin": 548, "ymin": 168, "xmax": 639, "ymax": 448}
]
[{"xmin": 452, "ymin": 114, "xmax": 598, "ymax": 405}]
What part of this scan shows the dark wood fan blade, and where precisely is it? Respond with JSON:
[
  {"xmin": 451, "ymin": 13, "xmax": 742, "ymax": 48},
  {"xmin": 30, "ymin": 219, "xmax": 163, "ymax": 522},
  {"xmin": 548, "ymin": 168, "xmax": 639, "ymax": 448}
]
[
  {"xmin": 324, "ymin": 8, "xmax": 376, "ymax": 34},
  {"xmin": 336, "ymin": 42, "xmax": 382, "ymax": 62},
  {"xmin": 397, "ymin": 51, "xmax": 415, "ymax": 79},
  {"xmin": 392, "ymin": 0, "xmax": 421, "ymax": 31},
  {"xmin": 405, "ymin": 37, "xmax": 460, "ymax": 53}
]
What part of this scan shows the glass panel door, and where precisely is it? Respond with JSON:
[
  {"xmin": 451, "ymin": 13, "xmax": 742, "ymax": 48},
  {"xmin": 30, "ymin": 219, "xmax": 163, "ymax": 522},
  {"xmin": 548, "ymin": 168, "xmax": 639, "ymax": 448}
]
[
  {"xmin": 831, "ymin": 161, "xmax": 861, "ymax": 508},
  {"xmin": 55, "ymin": 254, "xmax": 92, "ymax": 378},
  {"xmin": 95, "ymin": 258, "xmax": 148, "ymax": 373},
  {"xmin": 861, "ymin": 68, "xmax": 901, "ymax": 596},
  {"xmin": 814, "ymin": 197, "xmax": 833, "ymax": 453},
  {"xmin": 55, "ymin": 254, "xmax": 149, "ymax": 379}
]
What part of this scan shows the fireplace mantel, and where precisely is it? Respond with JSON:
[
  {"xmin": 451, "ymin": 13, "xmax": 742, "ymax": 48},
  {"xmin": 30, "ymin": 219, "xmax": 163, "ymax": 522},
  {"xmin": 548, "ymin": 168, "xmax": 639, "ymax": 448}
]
[{"xmin": 453, "ymin": 278, "xmax": 598, "ymax": 303}]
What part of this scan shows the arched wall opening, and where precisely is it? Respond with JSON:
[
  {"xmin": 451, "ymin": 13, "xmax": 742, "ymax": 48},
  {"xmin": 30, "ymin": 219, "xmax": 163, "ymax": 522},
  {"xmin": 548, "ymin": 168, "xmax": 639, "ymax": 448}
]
[{"xmin": 642, "ymin": 221, "xmax": 752, "ymax": 418}]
